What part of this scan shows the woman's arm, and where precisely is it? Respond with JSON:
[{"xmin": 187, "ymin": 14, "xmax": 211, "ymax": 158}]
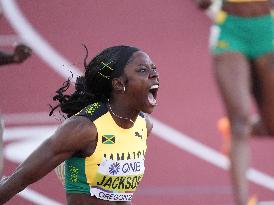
[{"xmin": 0, "ymin": 116, "xmax": 97, "ymax": 204}]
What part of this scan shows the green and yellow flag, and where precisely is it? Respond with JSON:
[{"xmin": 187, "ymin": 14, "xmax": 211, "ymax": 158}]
[{"xmin": 102, "ymin": 135, "xmax": 115, "ymax": 144}]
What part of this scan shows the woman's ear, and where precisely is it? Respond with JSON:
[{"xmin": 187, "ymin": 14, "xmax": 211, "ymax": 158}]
[{"xmin": 112, "ymin": 78, "xmax": 125, "ymax": 93}]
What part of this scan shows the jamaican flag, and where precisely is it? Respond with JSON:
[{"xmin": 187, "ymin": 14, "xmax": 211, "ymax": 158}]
[{"xmin": 102, "ymin": 135, "xmax": 115, "ymax": 144}]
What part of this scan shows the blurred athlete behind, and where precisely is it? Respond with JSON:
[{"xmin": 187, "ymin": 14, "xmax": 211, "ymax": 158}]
[{"xmin": 194, "ymin": 0, "xmax": 274, "ymax": 205}]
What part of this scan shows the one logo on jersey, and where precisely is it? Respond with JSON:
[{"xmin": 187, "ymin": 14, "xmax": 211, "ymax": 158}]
[
  {"xmin": 135, "ymin": 131, "xmax": 142, "ymax": 139},
  {"xmin": 102, "ymin": 135, "xmax": 115, "ymax": 144},
  {"xmin": 109, "ymin": 162, "xmax": 120, "ymax": 175}
]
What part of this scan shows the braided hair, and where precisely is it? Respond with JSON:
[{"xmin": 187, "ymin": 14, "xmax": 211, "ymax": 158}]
[{"xmin": 49, "ymin": 45, "xmax": 139, "ymax": 118}]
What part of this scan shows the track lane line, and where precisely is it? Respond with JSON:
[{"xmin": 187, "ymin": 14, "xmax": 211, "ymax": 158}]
[
  {"xmin": 152, "ymin": 118, "xmax": 274, "ymax": 191},
  {"xmin": 0, "ymin": 0, "xmax": 81, "ymax": 79},
  {"xmin": 19, "ymin": 188, "xmax": 62, "ymax": 205},
  {"xmin": 4, "ymin": 113, "xmax": 274, "ymax": 192}
]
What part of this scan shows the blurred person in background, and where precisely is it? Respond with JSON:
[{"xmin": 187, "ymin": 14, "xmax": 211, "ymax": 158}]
[
  {"xmin": 0, "ymin": 44, "xmax": 32, "ymax": 177},
  {"xmin": 194, "ymin": 0, "xmax": 274, "ymax": 205}
]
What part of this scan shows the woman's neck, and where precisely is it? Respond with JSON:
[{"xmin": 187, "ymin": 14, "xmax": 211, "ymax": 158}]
[{"xmin": 107, "ymin": 99, "xmax": 139, "ymax": 129}]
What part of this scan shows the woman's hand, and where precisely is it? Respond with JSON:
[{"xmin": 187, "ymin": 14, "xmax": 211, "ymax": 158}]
[
  {"xmin": 13, "ymin": 44, "xmax": 32, "ymax": 63},
  {"xmin": 194, "ymin": 0, "xmax": 212, "ymax": 10}
]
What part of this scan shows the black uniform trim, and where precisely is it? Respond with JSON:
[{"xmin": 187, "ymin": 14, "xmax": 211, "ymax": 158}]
[{"xmin": 76, "ymin": 102, "xmax": 108, "ymax": 122}]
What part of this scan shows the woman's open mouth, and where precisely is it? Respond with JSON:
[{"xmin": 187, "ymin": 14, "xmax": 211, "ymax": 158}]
[{"xmin": 148, "ymin": 84, "xmax": 159, "ymax": 106}]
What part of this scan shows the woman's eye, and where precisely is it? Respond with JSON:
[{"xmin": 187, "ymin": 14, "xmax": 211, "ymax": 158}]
[{"xmin": 139, "ymin": 67, "xmax": 147, "ymax": 73}]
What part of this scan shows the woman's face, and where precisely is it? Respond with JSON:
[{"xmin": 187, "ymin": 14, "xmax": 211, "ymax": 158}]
[{"xmin": 122, "ymin": 51, "xmax": 160, "ymax": 114}]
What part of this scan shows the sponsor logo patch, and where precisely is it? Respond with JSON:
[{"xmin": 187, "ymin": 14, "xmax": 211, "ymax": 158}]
[
  {"xmin": 109, "ymin": 162, "xmax": 120, "ymax": 175},
  {"xmin": 135, "ymin": 131, "xmax": 142, "ymax": 139}
]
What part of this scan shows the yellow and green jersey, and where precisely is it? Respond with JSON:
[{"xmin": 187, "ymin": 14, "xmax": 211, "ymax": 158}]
[{"xmin": 65, "ymin": 102, "xmax": 148, "ymax": 202}]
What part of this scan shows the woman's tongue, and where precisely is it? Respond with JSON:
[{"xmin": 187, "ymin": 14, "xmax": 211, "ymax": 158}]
[{"xmin": 148, "ymin": 92, "xmax": 157, "ymax": 106}]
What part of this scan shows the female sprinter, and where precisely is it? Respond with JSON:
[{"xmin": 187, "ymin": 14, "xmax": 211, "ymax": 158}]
[{"xmin": 0, "ymin": 45, "xmax": 159, "ymax": 205}]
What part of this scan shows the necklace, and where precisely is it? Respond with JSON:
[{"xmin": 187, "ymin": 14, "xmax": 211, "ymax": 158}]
[{"xmin": 107, "ymin": 103, "xmax": 134, "ymax": 124}]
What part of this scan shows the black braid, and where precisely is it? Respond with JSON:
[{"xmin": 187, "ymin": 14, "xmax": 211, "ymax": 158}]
[{"xmin": 49, "ymin": 45, "xmax": 139, "ymax": 118}]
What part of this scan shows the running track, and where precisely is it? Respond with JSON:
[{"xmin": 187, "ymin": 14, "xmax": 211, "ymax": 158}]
[{"xmin": 0, "ymin": 1, "xmax": 274, "ymax": 204}]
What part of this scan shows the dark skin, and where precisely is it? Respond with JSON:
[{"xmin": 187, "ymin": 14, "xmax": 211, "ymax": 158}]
[
  {"xmin": 0, "ymin": 51, "xmax": 159, "ymax": 205},
  {"xmin": 110, "ymin": 51, "xmax": 159, "ymax": 128},
  {"xmin": 195, "ymin": 0, "xmax": 270, "ymax": 14},
  {"xmin": 0, "ymin": 44, "xmax": 32, "ymax": 65},
  {"xmin": 195, "ymin": 1, "xmax": 273, "ymax": 205}
]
